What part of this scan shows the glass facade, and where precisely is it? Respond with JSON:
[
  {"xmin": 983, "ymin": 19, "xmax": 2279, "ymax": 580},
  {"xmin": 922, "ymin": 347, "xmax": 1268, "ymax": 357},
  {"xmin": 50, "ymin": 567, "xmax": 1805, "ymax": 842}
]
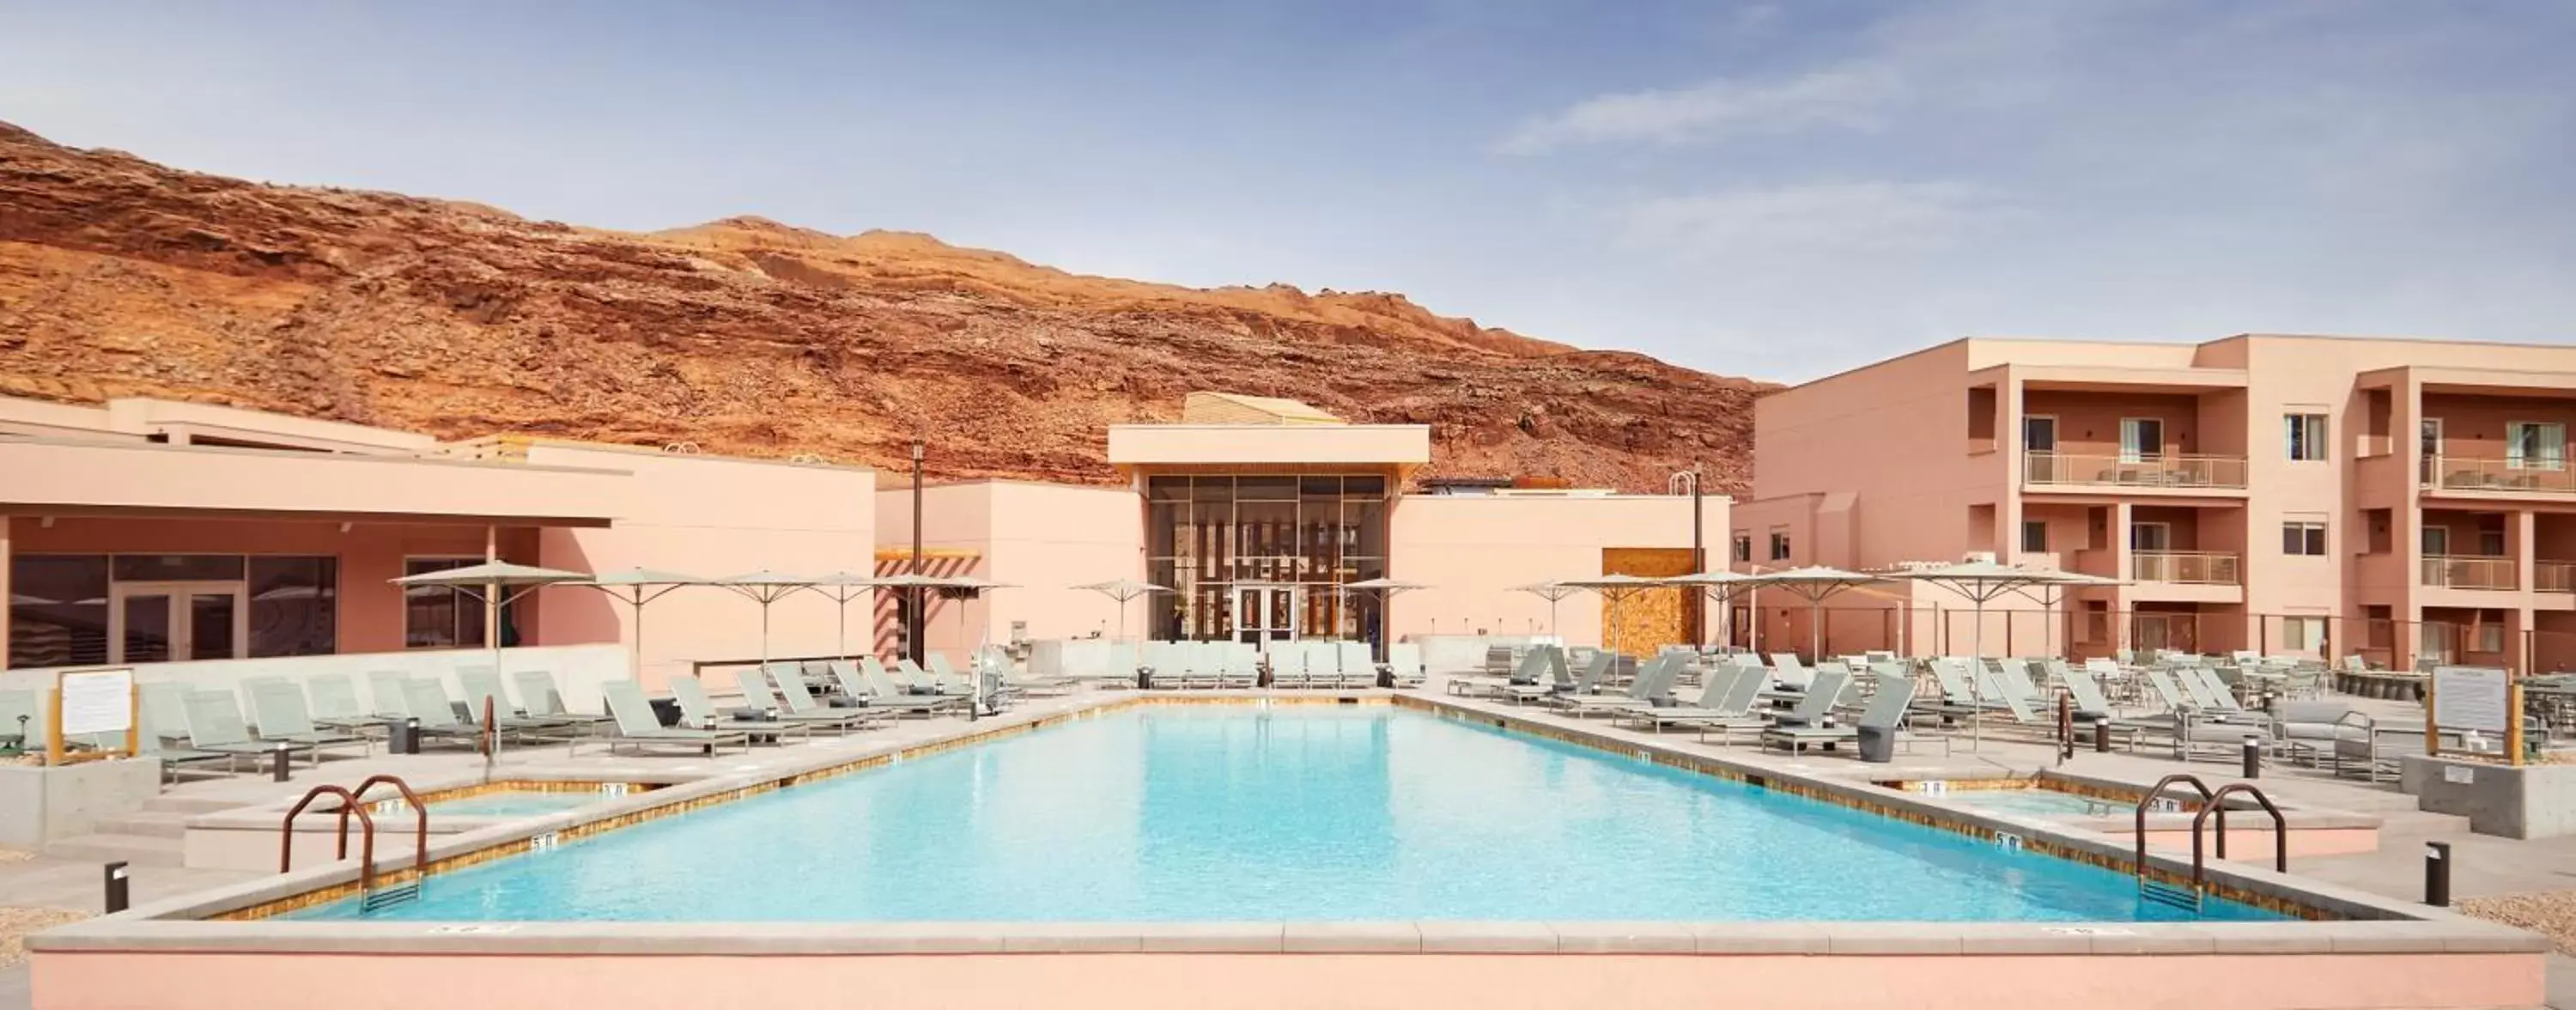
[
  {"xmin": 1145, "ymin": 474, "xmax": 1388, "ymax": 642},
  {"xmin": 7, "ymin": 553, "xmax": 337, "ymax": 668}
]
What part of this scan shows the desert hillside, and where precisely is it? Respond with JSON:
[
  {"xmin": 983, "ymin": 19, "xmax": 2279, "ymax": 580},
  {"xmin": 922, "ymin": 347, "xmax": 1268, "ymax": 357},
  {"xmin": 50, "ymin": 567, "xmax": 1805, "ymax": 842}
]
[{"xmin": 0, "ymin": 122, "xmax": 1765, "ymax": 491}]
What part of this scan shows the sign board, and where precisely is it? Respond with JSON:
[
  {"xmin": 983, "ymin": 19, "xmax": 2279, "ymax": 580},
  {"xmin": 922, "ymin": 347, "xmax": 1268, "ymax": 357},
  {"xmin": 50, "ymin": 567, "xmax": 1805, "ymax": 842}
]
[
  {"xmin": 57, "ymin": 667, "xmax": 135, "ymax": 738},
  {"xmin": 2444, "ymin": 764, "xmax": 2476, "ymax": 785},
  {"xmin": 2433, "ymin": 666, "xmax": 2510, "ymax": 733}
]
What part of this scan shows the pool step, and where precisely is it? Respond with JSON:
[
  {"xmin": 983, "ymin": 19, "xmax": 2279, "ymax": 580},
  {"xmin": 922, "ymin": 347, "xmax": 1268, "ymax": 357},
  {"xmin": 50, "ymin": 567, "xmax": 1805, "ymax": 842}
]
[
  {"xmin": 43, "ymin": 833, "xmax": 185, "ymax": 868},
  {"xmin": 88, "ymin": 811, "xmax": 196, "ymax": 839},
  {"xmin": 2140, "ymin": 878, "xmax": 2202, "ymax": 912},
  {"xmin": 360, "ymin": 879, "xmax": 422, "ymax": 913}
]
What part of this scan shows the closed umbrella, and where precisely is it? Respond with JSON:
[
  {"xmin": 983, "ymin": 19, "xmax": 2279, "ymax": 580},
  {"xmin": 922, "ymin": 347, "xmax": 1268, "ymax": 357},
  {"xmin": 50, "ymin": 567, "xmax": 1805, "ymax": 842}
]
[
  {"xmin": 564, "ymin": 568, "xmax": 709, "ymax": 682},
  {"xmin": 1071, "ymin": 578, "xmax": 1172, "ymax": 641}
]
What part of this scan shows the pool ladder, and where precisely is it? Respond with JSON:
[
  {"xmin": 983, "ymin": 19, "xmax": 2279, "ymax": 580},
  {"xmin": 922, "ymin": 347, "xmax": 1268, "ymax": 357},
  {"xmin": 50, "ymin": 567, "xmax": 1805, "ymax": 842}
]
[
  {"xmin": 281, "ymin": 775, "xmax": 430, "ymax": 910},
  {"xmin": 2133, "ymin": 774, "xmax": 2286, "ymax": 912}
]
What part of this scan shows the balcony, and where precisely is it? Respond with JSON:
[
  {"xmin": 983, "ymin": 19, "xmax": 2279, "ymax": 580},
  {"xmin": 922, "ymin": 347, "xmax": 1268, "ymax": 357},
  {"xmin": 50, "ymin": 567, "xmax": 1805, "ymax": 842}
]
[
  {"xmin": 2422, "ymin": 555, "xmax": 2517, "ymax": 591},
  {"xmin": 2540, "ymin": 562, "xmax": 2576, "ymax": 593},
  {"xmin": 2423, "ymin": 456, "xmax": 2576, "ymax": 495},
  {"xmin": 2023, "ymin": 452, "xmax": 2248, "ymax": 490},
  {"xmin": 2131, "ymin": 551, "xmax": 2239, "ymax": 585}
]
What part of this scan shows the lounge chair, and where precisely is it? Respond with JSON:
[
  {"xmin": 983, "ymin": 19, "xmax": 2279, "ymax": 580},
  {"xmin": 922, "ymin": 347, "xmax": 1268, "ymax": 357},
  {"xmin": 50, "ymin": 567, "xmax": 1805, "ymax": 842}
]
[
  {"xmin": 459, "ymin": 667, "xmax": 580, "ymax": 740},
  {"xmin": 1503, "ymin": 648, "xmax": 1577, "ymax": 703},
  {"xmin": 304, "ymin": 673, "xmax": 386, "ymax": 735},
  {"xmin": 735, "ymin": 666, "xmax": 883, "ymax": 733},
  {"xmin": 1619, "ymin": 666, "xmax": 1768, "ymax": 745},
  {"xmin": 1766, "ymin": 669, "xmax": 1852, "ymax": 729},
  {"xmin": 1766, "ymin": 653, "xmax": 1814, "ymax": 692},
  {"xmin": 1384, "ymin": 642, "xmax": 1427, "ymax": 689},
  {"xmin": 1335, "ymin": 642, "xmax": 1375, "ymax": 689},
  {"xmin": 1100, "ymin": 642, "xmax": 1139, "ymax": 689},
  {"xmin": 859, "ymin": 659, "xmax": 966, "ymax": 716},
  {"xmin": 181, "ymin": 690, "xmax": 312, "ymax": 771},
  {"xmin": 1764, "ymin": 673, "xmax": 1928, "ymax": 755},
  {"xmin": 2273, "ymin": 700, "xmax": 2371, "ymax": 769},
  {"xmin": 1268, "ymin": 642, "xmax": 1310, "ymax": 689},
  {"xmin": 2059, "ymin": 666, "xmax": 2172, "ymax": 751},
  {"xmin": 396, "ymin": 679, "xmax": 504, "ymax": 749},
  {"xmin": 900, "ymin": 658, "xmax": 972, "ymax": 696},
  {"xmin": 924, "ymin": 655, "xmax": 978, "ymax": 695},
  {"xmin": 509, "ymin": 669, "xmax": 617, "ymax": 733},
  {"xmin": 416, "ymin": 673, "xmax": 562, "ymax": 742},
  {"xmin": 1450, "ymin": 647, "xmax": 1548, "ymax": 697},
  {"xmin": 1556, "ymin": 654, "xmax": 1677, "ymax": 717},
  {"xmin": 668, "ymin": 674, "xmax": 813, "ymax": 745},
  {"xmin": 242, "ymin": 677, "xmax": 372, "ymax": 764},
  {"xmin": 600, "ymin": 679, "xmax": 748, "ymax": 756}
]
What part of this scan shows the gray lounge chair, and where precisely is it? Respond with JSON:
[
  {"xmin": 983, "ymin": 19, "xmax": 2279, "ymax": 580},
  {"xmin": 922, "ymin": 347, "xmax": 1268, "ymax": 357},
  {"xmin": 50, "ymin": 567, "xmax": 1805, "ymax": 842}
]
[
  {"xmin": 735, "ymin": 666, "xmax": 883, "ymax": 733},
  {"xmin": 2060, "ymin": 666, "xmax": 2173, "ymax": 751},
  {"xmin": 1454, "ymin": 648, "xmax": 1553, "ymax": 697},
  {"xmin": 668, "ymin": 674, "xmax": 813, "ymax": 745},
  {"xmin": 459, "ymin": 667, "xmax": 578, "ymax": 740},
  {"xmin": 243, "ymin": 677, "xmax": 372, "ymax": 764},
  {"xmin": 860, "ymin": 659, "xmax": 966, "ymax": 716},
  {"xmin": 1764, "ymin": 673, "xmax": 1921, "ymax": 754},
  {"xmin": 769, "ymin": 662, "xmax": 886, "ymax": 733},
  {"xmin": 600, "ymin": 679, "xmax": 747, "ymax": 756},
  {"xmin": 182, "ymin": 690, "xmax": 311, "ymax": 771},
  {"xmin": 1766, "ymin": 653, "xmax": 1814, "ymax": 692},
  {"xmin": 1765, "ymin": 668, "xmax": 1851, "ymax": 729},
  {"xmin": 1556, "ymin": 654, "xmax": 1675, "ymax": 717},
  {"xmin": 395, "ymin": 678, "xmax": 501, "ymax": 749},
  {"xmin": 1385, "ymin": 642, "xmax": 1426, "ymax": 689},
  {"xmin": 304, "ymin": 673, "xmax": 383, "ymax": 734},
  {"xmin": 510, "ymin": 669, "xmax": 617, "ymax": 733},
  {"xmin": 1504, "ymin": 648, "xmax": 1579, "ymax": 703},
  {"xmin": 1619, "ymin": 666, "xmax": 1768, "ymax": 745}
]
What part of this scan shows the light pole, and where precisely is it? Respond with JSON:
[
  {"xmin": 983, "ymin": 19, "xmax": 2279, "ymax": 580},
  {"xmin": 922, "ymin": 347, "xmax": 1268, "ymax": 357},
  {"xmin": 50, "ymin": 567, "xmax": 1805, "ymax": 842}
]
[{"xmin": 909, "ymin": 439, "xmax": 926, "ymax": 666}]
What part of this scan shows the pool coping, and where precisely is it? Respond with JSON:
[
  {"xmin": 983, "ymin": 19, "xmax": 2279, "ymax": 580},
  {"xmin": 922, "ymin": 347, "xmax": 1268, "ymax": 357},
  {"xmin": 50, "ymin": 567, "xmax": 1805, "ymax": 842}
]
[
  {"xmin": 1875, "ymin": 768, "xmax": 2388, "ymax": 832},
  {"xmin": 28, "ymin": 690, "xmax": 2549, "ymax": 959}
]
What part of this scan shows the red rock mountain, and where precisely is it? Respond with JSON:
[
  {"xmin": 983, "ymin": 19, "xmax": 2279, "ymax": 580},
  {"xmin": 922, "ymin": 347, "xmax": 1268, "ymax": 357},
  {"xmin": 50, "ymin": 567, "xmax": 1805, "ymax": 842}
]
[{"xmin": 0, "ymin": 122, "xmax": 1765, "ymax": 491}]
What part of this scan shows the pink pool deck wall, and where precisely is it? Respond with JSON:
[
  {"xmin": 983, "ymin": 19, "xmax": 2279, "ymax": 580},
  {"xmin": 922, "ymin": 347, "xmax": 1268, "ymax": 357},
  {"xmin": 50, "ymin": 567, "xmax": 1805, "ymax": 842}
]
[{"xmin": 1389, "ymin": 494, "xmax": 1731, "ymax": 648}]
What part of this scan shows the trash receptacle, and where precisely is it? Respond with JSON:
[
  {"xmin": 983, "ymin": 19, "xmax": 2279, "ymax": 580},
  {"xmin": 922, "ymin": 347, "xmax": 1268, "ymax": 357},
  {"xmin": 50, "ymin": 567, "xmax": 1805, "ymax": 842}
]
[
  {"xmin": 1856, "ymin": 725, "xmax": 1894, "ymax": 763},
  {"xmin": 388, "ymin": 717, "xmax": 420, "ymax": 756}
]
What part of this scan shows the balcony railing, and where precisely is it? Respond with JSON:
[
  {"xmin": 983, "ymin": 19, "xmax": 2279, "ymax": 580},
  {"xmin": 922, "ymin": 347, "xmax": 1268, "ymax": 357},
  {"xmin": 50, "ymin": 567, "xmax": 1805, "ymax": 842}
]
[
  {"xmin": 2539, "ymin": 561, "xmax": 2576, "ymax": 593},
  {"xmin": 2422, "ymin": 554, "xmax": 2517, "ymax": 591},
  {"xmin": 2023, "ymin": 451, "xmax": 2248, "ymax": 490},
  {"xmin": 2130, "ymin": 551, "xmax": 2240, "ymax": 585},
  {"xmin": 2423, "ymin": 455, "xmax": 2576, "ymax": 494}
]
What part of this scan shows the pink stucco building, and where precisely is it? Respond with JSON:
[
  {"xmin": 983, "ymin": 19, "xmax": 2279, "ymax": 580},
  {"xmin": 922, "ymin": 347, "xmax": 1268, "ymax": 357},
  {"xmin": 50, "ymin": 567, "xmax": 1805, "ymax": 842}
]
[{"xmin": 1737, "ymin": 334, "xmax": 2576, "ymax": 672}]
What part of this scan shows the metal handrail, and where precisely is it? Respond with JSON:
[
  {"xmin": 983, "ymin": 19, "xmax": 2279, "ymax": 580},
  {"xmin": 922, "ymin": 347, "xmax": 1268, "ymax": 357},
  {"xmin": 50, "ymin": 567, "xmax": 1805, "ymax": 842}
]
[
  {"xmin": 281, "ymin": 785, "xmax": 377, "ymax": 891},
  {"xmin": 341, "ymin": 775, "xmax": 430, "ymax": 881},
  {"xmin": 2134, "ymin": 773, "xmax": 2215, "ymax": 886},
  {"xmin": 2192, "ymin": 782, "xmax": 2287, "ymax": 895},
  {"xmin": 2024, "ymin": 451, "xmax": 2250, "ymax": 490}
]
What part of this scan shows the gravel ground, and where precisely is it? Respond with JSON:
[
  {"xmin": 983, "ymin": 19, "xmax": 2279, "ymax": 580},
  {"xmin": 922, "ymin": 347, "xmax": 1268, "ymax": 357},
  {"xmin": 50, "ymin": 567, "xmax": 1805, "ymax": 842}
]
[
  {"xmin": 0, "ymin": 909, "xmax": 83, "ymax": 968},
  {"xmin": 2462, "ymin": 890, "xmax": 2576, "ymax": 954}
]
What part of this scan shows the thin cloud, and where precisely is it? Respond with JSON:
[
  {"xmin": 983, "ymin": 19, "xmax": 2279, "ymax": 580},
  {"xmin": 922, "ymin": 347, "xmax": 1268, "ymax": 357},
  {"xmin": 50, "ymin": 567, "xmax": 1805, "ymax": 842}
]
[
  {"xmin": 1613, "ymin": 180, "xmax": 1996, "ymax": 258},
  {"xmin": 1498, "ymin": 66, "xmax": 1899, "ymax": 154}
]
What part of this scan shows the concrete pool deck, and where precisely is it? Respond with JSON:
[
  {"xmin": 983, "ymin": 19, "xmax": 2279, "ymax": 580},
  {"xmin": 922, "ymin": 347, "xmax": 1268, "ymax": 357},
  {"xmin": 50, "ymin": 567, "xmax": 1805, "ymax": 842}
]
[{"xmin": 5, "ymin": 683, "xmax": 2565, "ymax": 1009}]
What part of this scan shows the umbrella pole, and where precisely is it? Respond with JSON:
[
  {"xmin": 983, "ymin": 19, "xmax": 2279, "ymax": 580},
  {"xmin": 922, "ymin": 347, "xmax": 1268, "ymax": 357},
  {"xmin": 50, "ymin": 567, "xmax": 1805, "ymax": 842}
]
[
  {"xmin": 629, "ymin": 594, "xmax": 646, "ymax": 684},
  {"xmin": 1971, "ymin": 593, "xmax": 1986, "ymax": 752}
]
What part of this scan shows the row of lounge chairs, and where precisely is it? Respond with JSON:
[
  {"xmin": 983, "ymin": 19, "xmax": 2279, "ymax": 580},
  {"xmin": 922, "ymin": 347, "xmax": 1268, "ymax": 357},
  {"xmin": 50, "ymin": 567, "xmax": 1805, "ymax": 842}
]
[{"xmin": 1130, "ymin": 640, "xmax": 1425, "ymax": 691}]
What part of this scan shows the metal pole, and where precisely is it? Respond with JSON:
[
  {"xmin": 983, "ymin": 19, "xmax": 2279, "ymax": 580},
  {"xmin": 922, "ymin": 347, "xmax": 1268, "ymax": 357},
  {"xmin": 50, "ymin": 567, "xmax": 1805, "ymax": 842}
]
[
  {"xmin": 1690, "ymin": 472, "xmax": 1705, "ymax": 647},
  {"xmin": 103, "ymin": 861, "xmax": 129, "ymax": 915},
  {"xmin": 909, "ymin": 440, "xmax": 926, "ymax": 666},
  {"xmin": 2425, "ymin": 841, "xmax": 2451, "ymax": 906}
]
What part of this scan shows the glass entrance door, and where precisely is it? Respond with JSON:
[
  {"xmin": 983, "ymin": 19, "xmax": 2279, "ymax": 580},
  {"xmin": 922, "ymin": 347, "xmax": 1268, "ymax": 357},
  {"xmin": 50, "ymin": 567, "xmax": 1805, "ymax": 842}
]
[
  {"xmin": 1235, "ymin": 586, "xmax": 1298, "ymax": 645},
  {"xmin": 108, "ymin": 581, "xmax": 248, "ymax": 664}
]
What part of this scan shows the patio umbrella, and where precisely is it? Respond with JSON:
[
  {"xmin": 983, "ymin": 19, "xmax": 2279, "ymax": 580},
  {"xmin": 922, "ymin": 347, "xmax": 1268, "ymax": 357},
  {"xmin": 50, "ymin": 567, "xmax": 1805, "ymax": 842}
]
[
  {"xmin": 389, "ymin": 562, "xmax": 592, "ymax": 685},
  {"xmin": 1071, "ymin": 578, "xmax": 1172, "ymax": 641},
  {"xmin": 1340, "ymin": 577, "xmax": 1429, "ymax": 660},
  {"xmin": 1555, "ymin": 574, "xmax": 1668, "ymax": 658},
  {"xmin": 2010, "ymin": 569, "xmax": 2127, "ymax": 660},
  {"xmin": 1511, "ymin": 581, "xmax": 1587, "ymax": 638},
  {"xmin": 1735, "ymin": 567, "xmax": 1885, "ymax": 663},
  {"xmin": 807, "ymin": 571, "xmax": 882, "ymax": 661},
  {"xmin": 714, "ymin": 570, "xmax": 817, "ymax": 671},
  {"xmin": 1662, "ymin": 570, "xmax": 1753, "ymax": 650},
  {"xmin": 927, "ymin": 575, "xmax": 1015, "ymax": 720},
  {"xmin": 563, "ymin": 568, "xmax": 710, "ymax": 681},
  {"xmin": 1886, "ymin": 560, "xmax": 2104, "ymax": 751}
]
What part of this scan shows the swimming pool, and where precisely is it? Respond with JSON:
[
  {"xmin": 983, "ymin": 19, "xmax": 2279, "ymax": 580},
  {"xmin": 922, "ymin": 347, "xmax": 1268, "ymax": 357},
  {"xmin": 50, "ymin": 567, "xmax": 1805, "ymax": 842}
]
[
  {"xmin": 297, "ymin": 706, "xmax": 2277, "ymax": 922},
  {"xmin": 422, "ymin": 791, "xmax": 610, "ymax": 817},
  {"xmin": 1944, "ymin": 788, "xmax": 2134, "ymax": 818}
]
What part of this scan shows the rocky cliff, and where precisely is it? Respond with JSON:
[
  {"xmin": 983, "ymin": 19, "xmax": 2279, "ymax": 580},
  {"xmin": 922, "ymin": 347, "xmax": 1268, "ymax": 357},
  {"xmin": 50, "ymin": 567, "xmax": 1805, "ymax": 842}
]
[{"xmin": 0, "ymin": 122, "xmax": 1765, "ymax": 491}]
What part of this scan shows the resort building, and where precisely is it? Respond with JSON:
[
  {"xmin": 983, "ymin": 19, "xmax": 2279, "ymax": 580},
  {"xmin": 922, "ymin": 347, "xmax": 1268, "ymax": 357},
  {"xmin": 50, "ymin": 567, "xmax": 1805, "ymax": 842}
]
[
  {"xmin": 4, "ymin": 390, "xmax": 1726, "ymax": 688},
  {"xmin": 1737, "ymin": 334, "xmax": 2576, "ymax": 672}
]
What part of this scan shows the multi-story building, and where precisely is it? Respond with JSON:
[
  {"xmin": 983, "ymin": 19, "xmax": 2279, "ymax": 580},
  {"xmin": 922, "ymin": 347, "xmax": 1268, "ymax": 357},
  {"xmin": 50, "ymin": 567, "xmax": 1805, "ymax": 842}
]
[{"xmin": 1736, "ymin": 334, "xmax": 2576, "ymax": 672}]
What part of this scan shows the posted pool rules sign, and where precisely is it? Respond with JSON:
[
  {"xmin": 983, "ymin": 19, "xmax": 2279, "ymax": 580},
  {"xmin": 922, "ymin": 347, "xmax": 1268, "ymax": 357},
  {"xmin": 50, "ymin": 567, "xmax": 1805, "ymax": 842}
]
[{"xmin": 57, "ymin": 666, "xmax": 135, "ymax": 737}]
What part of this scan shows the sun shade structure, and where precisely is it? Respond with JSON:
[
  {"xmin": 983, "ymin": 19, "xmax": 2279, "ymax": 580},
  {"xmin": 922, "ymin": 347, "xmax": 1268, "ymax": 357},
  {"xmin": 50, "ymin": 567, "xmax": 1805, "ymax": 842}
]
[
  {"xmin": 1511, "ymin": 581, "xmax": 1587, "ymax": 637},
  {"xmin": 1072, "ymin": 578, "xmax": 1173, "ymax": 641},
  {"xmin": 920, "ymin": 575, "xmax": 1015, "ymax": 719},
  {"xmin": 1554, "ymin": 574, "xmax": 1668, "ymax": 657},
  {"xmin": 1886, "ymin": 560, "xmax": 2116, "ymax": 750},
  {"xmin": 714, "ymin": 570, "xmax": 817, "ymax": 669},
  {"xmin": 1340, "ymin": 577, "xmax": 1429, "ymax": 660},
  {"xmin": 1662, "ymin": 570, "xmax": 1753, "ymax": 650},
  {"xmin": 1736, "ymin": 566, "xmax": 1886, "ymax": 662},
  {"xmin": 806, "ymin": 571, "xmax": 882, "ymax": 661},
  {"xmin": 564, "ymin": 568, "xmax": 711, "ymax": 680},
  {"xmin": 390, "ymin": 562, "xmax": 593, "ymax": 682}
]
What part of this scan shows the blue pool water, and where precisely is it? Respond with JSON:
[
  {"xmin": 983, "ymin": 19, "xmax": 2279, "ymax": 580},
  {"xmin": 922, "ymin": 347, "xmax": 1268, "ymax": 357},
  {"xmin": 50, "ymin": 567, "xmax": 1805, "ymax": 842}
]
[{"xmin": 297, "ymin": 707, "xmax": 2281, "ymax": 922}]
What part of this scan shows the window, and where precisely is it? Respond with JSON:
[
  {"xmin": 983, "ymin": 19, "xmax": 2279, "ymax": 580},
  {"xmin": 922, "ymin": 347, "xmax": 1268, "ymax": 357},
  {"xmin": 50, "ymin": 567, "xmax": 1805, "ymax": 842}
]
[
  {"xmin": 2021, "ymin": 520, "xmax": 2048, "ymax": 553},
  {"xmin": 2286, "ymin": 414, "xmax": 2329, "ymax": 461},
  {"xmin": 2422, "ymin": 525, "xmax": 2451, "ymax": 557},
  {"xmin": 2281, "ymin": 617, "xmax": 2327, "ymax": 651},
  {"xmin": 8, "ymin": 555, "xmax": 110, "ymax": 669},
  {"xmin": 2119, "ymin": 418, "xmax": 2164, "ymax": 462},
  {"xmin": 2508, "ymin": 422, "xmax": 2566, "ymax": 471},
  {"xmin": 1731, "ymin": 533, "xmax": 1752, "ymax": 563},
  {"xmin": 2480, "ymin": 527, "xmax": 2506, "ymax": 557},
  {"xmin": 247, "ymin": 557, "xmax": 337, "ymax": 658},
  {"xmin": 2282, "ymin": 521, "xmax": 2328, "ymax": 557},
  {"xmin": 2477, "ymin": 621, "xmax": 2506, "ymax": 654},
  {"xmin": 2022, "ymin": 416, "xmax": 2057, "ymax": 452},
  {"xmin": 2129, "ymin": 522, "xmax": 2171, "ymax": 551},
  {"xmin": 403, "ymin": 557, "xmax": 489, "ymax": 649},
  {"xmin": 1768, "ymin": 532, "xmax": 1792, "ymax": 561}
]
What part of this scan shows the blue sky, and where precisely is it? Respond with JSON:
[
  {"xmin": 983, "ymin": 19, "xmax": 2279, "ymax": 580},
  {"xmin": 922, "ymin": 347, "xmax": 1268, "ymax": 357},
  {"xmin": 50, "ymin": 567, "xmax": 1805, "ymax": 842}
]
[{"xmin": 3, "ymin": 0, "xmax": 2572, "ymax": 381}]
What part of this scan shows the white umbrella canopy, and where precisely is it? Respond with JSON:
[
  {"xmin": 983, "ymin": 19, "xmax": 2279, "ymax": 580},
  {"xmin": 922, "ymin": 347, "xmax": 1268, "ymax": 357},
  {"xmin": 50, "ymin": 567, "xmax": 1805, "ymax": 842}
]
[
  {"xmin": 1340, "ymin": 578, "xmax": 1429, "ymax": 660},
  {"xmin": 390, "ymin": 562, "xmax": 592, "ymax": 680},
  {"xmin": 806, "ymin": 571, "xmax": 880, "ymax": 660},
  {"xmin": 1555, "ymin": 574, "xmax": 1670, "ymax": 658},
  {"xmin": 1736, "ymin": 566, "xmax": 1886, "ymax": 661},
  {"xmin": 1072, "ymin": 579, "xmax": 1172, "ymax": 641},
  {"xmin": 564, "ymin": 568, "xmax": 711, "ymax": 680},
  {"xmin": 1662, "ymin": 570, "xmax": 1753, "ymax": 649}
]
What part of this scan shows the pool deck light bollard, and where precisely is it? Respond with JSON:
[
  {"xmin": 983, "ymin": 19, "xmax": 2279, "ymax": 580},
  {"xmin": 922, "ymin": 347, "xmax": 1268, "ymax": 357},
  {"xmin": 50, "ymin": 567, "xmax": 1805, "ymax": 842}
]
[
  {"xmin": 103, "ymin": 861, "xmax": 128, "ymax": 914},
  {"xmin": 2426, "ymin": 841, "xmax": 2451, "ymax": 907},
  {"xmin": 2241, "ymin": 735, "xmax": 2261, "ymax": 779},
  {"xmin": 270, "ymin": 741, "xmax": 293, "ymax": 782}
]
